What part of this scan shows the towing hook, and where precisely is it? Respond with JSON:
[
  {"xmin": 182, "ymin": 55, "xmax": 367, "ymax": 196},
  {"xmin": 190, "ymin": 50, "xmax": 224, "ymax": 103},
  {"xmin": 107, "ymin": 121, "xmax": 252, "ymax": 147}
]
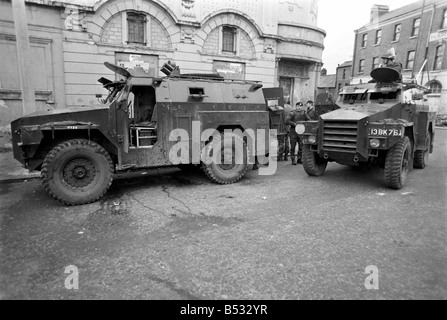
[
  {"xmin": 353, "ymin": 156, "xmax": 359, "ymax": 163},
  {"xmin": 323, "ymin": 153, "xmax": 329, "ymax": 160}
]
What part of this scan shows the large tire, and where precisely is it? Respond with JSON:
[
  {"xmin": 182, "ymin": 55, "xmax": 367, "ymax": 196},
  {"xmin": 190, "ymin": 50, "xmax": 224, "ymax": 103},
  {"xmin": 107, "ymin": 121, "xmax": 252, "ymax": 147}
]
[
  {"xmin": 302, "ymin": 144, "xmax": 328, "ymax": 176},
  {"xmin": 41, "ymin": 139, "xmax": 114, "ymax": 205},
  {"xmin": 384, "ymin": 136, "xmax": 411, "ymax": 189},
  {"xmin": 201, "ymin": 132, "xmax": 248, "ymax": 184},
  {"xmin": 413, "ymin": 134, "xmax": 431, "ymax": 169}
]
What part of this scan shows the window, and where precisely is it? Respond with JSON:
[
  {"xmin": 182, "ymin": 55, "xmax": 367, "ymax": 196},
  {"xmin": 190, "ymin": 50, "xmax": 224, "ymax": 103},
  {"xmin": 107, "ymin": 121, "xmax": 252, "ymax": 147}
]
[
  {"xmin": 406, "ymin": 51, "xmax": 415, "ymax": 69},
  {"xmin": 361, "ymin": 34, "xmax": 368, "ymax": 47},
  {"xmin": 372, "ymin": 57, "xmax": 380, "ymax": 69},
  {"xmin": 375, "ymin": 29, "xmax": 382, "ymax": 45},
  {"xmin": 338, "ymin": 83, "xmax": 342, "ymax": 91},
  {"xmin": 442, "ymin": 9, "xmax": 447, "ymax": 29},
  {"xmin": 434, "ymin": 45, "xmax": 444, "ymax": 70},
  {"xmin": 127, "ymin": 12, "xmax": 146, "ymax": 44},
  {"xmin": 342, "ymin": 69, "xmax": 346, "ymax": 79},
  {"xmin": 411, "ymin": 18, "xmax": 420, "ymax": 37},
  {"xmin": 427, "ymin": 81, "xmax": 442, "ymax": 94},
  {"xmin": 393, "ymin": 24, "xmax": 401, "ymax": 41},
  {"xmin": 359, "ymin": 59, "xmax": 365, "ymax": 73},
  {"xmin": 222, "ymin": 26, "xmax": 237, "ymax": 53}
]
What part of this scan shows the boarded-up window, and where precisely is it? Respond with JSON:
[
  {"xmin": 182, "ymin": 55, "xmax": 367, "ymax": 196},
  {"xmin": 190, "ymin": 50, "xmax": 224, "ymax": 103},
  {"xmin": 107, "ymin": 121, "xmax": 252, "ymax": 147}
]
[
  {"xmin": 213, "ymin": 60, "xmax": 245, "ymax": 80},
  {"xmin": 222, "ymin": 26, "xmax": 236, "ymax": 53},
  {"xmin": 127, "ymin": 12, "xmax": 146, "ymax": 44}
]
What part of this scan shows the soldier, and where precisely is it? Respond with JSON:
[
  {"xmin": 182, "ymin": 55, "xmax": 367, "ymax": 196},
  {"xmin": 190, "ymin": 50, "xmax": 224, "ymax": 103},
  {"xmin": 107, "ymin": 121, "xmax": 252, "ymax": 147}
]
[
  {"xmin": 306, "ymin": 100, "xmax": 318, "ymax": 121},
  {"xmin": 379, "ymin": 48, "xmax": 402, "ymax": 79},
  {"xmin": 279, "ymin": 101, "xmax": 293, "ymax": 161},
  {"xmin": 286, "ymin": 102, "xmax": 310, "ymax": 165}
]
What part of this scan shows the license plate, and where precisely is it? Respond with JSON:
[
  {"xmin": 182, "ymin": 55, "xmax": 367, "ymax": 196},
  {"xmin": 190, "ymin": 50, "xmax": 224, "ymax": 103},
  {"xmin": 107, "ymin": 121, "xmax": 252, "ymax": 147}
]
[{"xmin": 369, "ymin": 128, "xmax": 402, "ymax": 136}]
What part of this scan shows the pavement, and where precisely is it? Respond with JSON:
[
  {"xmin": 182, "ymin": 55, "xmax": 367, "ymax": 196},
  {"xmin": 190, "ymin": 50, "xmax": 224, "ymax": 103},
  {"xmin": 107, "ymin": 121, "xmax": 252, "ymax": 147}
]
[{"xmin": 1, "ymin": 126, "xmax": 446, "ymax": 183}]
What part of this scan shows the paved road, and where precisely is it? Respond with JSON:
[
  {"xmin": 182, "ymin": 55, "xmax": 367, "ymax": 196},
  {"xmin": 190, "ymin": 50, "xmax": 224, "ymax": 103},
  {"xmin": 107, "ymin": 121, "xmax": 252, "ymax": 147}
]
[{"xmin": 1, "ymin": 129, "xmax": 446, "ymax": 300}]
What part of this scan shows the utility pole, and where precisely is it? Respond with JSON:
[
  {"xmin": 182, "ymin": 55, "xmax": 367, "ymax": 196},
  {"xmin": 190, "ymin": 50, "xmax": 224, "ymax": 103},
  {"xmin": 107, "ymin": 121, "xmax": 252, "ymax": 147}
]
[
  {"xmin": 12, "ymin": 0, "xmax": 36, "ymax": 116},
  {"xmin": 412, "ymin": 0, "xmax": 427, "ymax": 80}
]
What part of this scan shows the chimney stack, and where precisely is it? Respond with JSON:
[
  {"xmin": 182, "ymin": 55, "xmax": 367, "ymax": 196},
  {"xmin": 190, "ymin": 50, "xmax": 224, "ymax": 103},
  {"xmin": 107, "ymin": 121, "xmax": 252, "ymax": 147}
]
[{"xmin": 370, "ymin": 4, "xmax": 389, "ymax": 24}]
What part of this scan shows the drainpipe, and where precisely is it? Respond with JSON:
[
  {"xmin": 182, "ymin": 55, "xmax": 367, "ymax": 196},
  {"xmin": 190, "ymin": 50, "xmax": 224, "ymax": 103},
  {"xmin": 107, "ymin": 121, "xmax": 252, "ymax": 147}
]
[{"xmin": 12, "ymin": 0, "xmax": 36, "ymax": 116}]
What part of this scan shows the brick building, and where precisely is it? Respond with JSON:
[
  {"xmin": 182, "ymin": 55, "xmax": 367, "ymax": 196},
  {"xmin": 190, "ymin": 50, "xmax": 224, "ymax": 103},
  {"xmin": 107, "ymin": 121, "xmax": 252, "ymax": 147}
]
[
  {"xmin": 316, "ymin": 68, "xmax": 336, "ymax": 98},
  {"xmin": 0, "ymin": 0, "xmax": 326, "ymax": 126},
  {"xmin": 352, "ymin": 0, "xmax": 447, "ymax": 114},
  {"xmin": 335, "ymin": 60, "xmax": 352, "ymax": 94}
]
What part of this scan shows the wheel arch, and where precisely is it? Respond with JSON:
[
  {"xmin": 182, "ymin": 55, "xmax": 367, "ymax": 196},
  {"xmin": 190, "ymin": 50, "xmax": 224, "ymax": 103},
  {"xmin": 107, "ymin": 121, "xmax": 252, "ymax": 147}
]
[{"xmin": 31, "ymin": 129, "xmax": 118, "ymax": 171}]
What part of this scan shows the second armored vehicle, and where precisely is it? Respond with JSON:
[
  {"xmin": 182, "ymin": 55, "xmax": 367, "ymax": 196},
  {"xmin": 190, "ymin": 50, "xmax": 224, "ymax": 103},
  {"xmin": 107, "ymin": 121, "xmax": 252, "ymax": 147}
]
[{"xmin": 296, "ymin": 67, "xmax": 436, "ymax": 189}]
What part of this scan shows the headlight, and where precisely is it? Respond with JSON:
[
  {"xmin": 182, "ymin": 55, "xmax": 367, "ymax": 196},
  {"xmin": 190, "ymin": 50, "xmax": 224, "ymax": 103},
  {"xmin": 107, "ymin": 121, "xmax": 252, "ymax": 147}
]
[
  {"xmin": 308, "ymin": 135, "xmax": 317, "ymax": 144},
  {"xmin": 295, "ymin": 124, "xmax": 306, "ymax": 134},
  {"xmin": 370, "ymin": 138, "xmax": 380, "ymax": 148}
]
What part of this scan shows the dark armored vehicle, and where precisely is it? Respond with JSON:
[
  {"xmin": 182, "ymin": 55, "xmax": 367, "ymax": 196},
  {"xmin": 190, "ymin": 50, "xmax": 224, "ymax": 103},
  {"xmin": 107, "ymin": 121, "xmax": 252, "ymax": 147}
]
[
  {"xmin": 11, "ymin": 62, "xmax": 270, "ymax": 205},
  {"xmin": 296, "ymin": 67, "xmax": 436, "ymax": 189}
]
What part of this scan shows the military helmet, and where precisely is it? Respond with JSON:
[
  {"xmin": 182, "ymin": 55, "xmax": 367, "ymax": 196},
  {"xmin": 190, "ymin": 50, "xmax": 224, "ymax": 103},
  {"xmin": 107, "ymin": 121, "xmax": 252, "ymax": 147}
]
[{"xmin": 382, "ymin": 48, "xmax": 396, "ymax": 60}]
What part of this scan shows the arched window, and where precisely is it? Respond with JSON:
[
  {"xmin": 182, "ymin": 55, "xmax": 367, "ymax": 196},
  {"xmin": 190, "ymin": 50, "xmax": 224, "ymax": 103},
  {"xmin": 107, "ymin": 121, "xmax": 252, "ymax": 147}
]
[
  {"xmin": 127, "ymin": 12, "xmax": 146, "ymax": 45},
  {"xmin": 222, "ymin": 26, "xmax": 237, "ymax": 53},
  {"xmin": 426, "ymin": 80, "xmax": 442, "ymax": 94}
]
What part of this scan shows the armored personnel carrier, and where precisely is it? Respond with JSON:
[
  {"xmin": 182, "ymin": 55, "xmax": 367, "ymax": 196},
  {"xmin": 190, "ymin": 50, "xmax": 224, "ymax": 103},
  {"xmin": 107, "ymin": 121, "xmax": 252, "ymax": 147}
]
[
  {"xmin": 296, "ymin": 67, "xmax": 436, "ymax": 189},
  {"xmin": 10, "ymin": 61, "xmax": 270, "ymax": 205}
]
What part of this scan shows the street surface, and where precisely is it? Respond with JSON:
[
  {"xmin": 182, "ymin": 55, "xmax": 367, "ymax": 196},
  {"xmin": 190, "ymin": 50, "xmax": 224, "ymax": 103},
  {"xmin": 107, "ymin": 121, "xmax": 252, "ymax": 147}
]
[{"xmin": 1, "ymin": 129, "xmax": 446, "ymax": 300}]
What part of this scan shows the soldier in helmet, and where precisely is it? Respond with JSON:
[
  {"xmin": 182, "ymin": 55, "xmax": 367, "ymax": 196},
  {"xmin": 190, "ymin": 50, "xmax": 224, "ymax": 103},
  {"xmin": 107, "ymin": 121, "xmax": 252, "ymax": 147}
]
[
  {"xmin": 286, "ymin": 102, "xmax": 310, "ymax": 165},
  {"xmin": 379, "ymin": 48, "xmax": 402, "ymax": 79}
]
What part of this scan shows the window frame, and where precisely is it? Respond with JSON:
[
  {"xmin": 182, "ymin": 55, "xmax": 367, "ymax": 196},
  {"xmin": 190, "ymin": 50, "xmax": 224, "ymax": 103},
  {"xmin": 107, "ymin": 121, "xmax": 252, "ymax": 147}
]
[
  {"xmin": 393, "ymin": 24, "xmax": 401, "ymax": 42},
  {"xmin": 375, "ymin": 29, "xmax": 382, "ymax": 45},
  {"xmin": 434, "ymin": 44, "xmax": 444, "ymax": 71},
  {"xmin": 427, "ymin": 81, "xmax": 442, "ymax": 94},
  {"xmin": 442, "ymin": 9, "xmax": 447, "ymax": 29},
  {"xmin": 221, "ymin": 26, "xmax": 237, "ymax": 54},
  {"xmin": 411, "ymin": 18, "xmax": 420, "ymax": 37},
  {"xmin": 126, "ymin": 12, "xmax": 147, "ymax": 45},
  {"xmin": 361, "ymin": 33, "xmax": 368, "ymax": 48},
  {"xmin": 372, "ymin": 57, "xmax": 380, "ymax": 70},
  {"xmin": 359, "ymin": 59, "xmax": 365, "ymax": 73},
  {"xmin": 406, "ymin": 50, "xmax": 415, "ymax": 70}
]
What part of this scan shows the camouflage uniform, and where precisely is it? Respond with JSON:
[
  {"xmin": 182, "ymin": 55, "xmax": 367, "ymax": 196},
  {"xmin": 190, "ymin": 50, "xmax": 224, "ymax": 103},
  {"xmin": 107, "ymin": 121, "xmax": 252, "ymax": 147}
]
[{"xmin": 286, "ymin": 109, "xmax": 310, "ymax": 164}]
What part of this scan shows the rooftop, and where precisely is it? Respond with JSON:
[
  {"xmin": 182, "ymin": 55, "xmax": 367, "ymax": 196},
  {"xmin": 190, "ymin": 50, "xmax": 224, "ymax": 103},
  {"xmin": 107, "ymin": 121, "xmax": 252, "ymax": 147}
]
[{"xmin": 356, "ymin": 0, "xmax": 438, "ymax": 32}]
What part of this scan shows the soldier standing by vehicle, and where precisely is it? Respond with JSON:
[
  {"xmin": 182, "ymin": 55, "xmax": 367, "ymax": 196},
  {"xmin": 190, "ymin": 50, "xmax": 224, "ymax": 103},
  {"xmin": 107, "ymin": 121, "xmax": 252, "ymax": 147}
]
[
  {"xmin": 306, "ymin": 100, "xmax": 318, "ymax": 120},
  {"xmin": 286, "ymin": 102, "xmax": 310, "ymax": 165}
]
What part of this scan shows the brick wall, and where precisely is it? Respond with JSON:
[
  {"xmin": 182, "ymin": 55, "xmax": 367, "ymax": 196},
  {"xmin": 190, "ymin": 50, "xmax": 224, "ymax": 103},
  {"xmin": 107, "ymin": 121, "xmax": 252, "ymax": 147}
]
[
  {"xmin": 101, "ymin": 14, "xmax": 122, "ymax": 44},
  {"xmin": 150, "ymin": 18, "xmax": 171, "ymax": 50},
  {"xmin": 202, "ymin": 28, "xmax": 219, "ymax": 55},
  {"xmin": 239, "ymin": 30, "xmax": 255, "ymax": 59}
]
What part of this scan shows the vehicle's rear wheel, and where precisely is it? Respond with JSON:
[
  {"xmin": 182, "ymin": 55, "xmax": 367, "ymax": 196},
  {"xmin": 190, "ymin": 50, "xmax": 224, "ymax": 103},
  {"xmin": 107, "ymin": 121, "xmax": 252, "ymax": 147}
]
[
  {"xmin": 413, "ymin": 134, "xmax": 431, "ymax": 169},
  {"xmin": 302, "ymin": 144, "xmax": 328, "ymax": 176},
  {"xmin": 201, "ymin": 132, "xmax": 248, "ymax": 184},
  {"xmin": 41, "ymin": 139, "xmax": 114, "ymax": 205},
  {"xmin": 384, "ymin": 136, "xmax": 411, "ymax": 189}
]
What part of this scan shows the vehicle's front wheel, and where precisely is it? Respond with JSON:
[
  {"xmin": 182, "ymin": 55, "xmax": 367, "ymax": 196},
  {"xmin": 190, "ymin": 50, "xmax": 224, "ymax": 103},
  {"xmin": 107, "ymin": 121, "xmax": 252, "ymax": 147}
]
[
  {"xmin": 41, "ymin": 139, "xmax": 114, "ymax": 205},
  {"xmin": 301, "ymin": 144, "xmax": 328, "ymax": 176},
  {"xmin": 384, "ymin": 136, "xmax": 411, "ymax": 189},
  {"xmin": 201, "ymin": 132, "xmax": 248, "ymax": 184},
  {"xmin": 413, "ymin": 134, "xmax": 431, "ymax": 169}
]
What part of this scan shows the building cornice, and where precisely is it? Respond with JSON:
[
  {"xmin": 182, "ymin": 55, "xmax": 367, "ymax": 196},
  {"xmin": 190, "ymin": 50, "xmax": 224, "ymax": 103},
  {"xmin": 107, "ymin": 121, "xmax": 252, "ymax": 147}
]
[{"xmin": 278, "ymin": 21, "xmax": 326, "ymax": 37}]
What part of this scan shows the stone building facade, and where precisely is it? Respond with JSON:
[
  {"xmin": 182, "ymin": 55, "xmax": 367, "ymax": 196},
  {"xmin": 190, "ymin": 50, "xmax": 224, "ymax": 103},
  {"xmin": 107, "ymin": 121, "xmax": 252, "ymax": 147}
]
[
  {"xmin": 352, "ymin": 0, "xmax": 447, "ymax": 114},
  {"xmin": 0, "ymin": 0, "xmax": 326, "ymax": 126}
]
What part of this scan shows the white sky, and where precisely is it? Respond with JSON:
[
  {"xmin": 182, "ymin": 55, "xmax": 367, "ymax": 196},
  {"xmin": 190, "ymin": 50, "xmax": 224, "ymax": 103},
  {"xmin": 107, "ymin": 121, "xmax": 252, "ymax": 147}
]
[{"xmin": 317, "ymin": 0, "xmax": 418, "ymax": 74}]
